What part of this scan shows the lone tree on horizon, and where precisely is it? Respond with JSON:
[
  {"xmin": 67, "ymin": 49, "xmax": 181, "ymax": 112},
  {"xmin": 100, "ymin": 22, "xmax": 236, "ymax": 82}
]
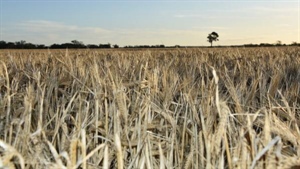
[{"xmin": 207, "ymin": 32, "xmax": 219, "ymax": 47}]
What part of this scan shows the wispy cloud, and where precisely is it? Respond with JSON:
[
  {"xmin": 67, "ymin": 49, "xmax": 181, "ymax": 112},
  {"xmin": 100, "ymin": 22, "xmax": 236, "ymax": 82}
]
[
  {"xmin": 3, "ymin": 20, "xmax": 113, "ymax": 45},
  {"xmin": 17, "ymin": 20, "xmax": 111, "ymax": 34},
  {"xmin": 192, "ymin": 26, "xmax": 229, "ymax": 30},
  {"xmin": 253, "ymin": 6, "xmax": 298, "ymax": 13},
  {"xmin": 106, "ymin": 28, "xmax": 205, "ymax": 46},
  {"xmin": 223, "ymin": 37, "xmax": 266, "ymax": 42},
  {"xmin": 173, "ymin": 9, "xmax": 252, "ymax": 19},
  {"xmin": 174, "ymin": 14, "xmax": 217, "ymax": 19}
]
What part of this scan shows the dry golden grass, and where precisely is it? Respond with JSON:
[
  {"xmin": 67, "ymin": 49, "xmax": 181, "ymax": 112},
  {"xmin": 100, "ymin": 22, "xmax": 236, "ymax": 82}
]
[{"xmin": 0, "ymin": 47, "xmax": 300, "ymax": 168}]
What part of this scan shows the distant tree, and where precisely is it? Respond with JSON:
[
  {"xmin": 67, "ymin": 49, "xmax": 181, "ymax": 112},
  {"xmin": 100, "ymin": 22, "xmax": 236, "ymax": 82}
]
[
  {"xmin": 259, "ymin": 43, "xmax": 273, "ymax": 47},
  {"xmin": 244, "ymin": 43, "xmax": 258, "ymax": 47},
  {"xmin": 7, "ymin": 42, "xmax": 15, "ymax": 48},
  {"xmin": 275, "ymin": 40, "xmax": 282, "ymax": 46},
  {"xmin": 15, "ymin": 40, "xmax": 26, "ymax": 48},
  {"xmin": 0, "ymin": 41, "xmax": 7, "ymax": 49},
  {"xmin": 23, "ymin": 43, "xmax": 36, "ymax": 49},
  {"xmin": 87, "ymin": 44, "xmax": 98, "ymax": 48},
  {"xmin": 113, "ymin": 44, "xmax": 119, "ymax": 48},
  {"xmin": 36, "ymin": 44, "xmax": 46, "ymax": 49},
  {"xmin": 207, "ymin": 32, "xmax": 219, "ymax": 47},
  {"xmin": 71, "ymin": 40, "xmax": 81, "ymax": 45},
  {"xmin": 99, "ymin": 43, "xmax": 111, "ymax": 48},
  {"xmin": 291, "ymin": 41, "xmax": 298, "ymax": 46},
  {"xmin": 71, "ymin": 40, "xmax": 85, "ymax": 48}
]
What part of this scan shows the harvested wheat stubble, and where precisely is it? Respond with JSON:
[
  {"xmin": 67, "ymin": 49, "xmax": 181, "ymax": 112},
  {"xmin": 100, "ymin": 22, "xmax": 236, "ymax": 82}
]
[{"xmin": 0, "ymin": 47, "xmax": 300, "ymax": 168}]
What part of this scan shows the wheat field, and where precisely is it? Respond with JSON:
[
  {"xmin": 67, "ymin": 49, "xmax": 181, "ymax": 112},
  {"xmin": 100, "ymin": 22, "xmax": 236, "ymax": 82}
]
[{"xmin": 0, "ymin": 47, "xmax": 300, "ymax": 168}]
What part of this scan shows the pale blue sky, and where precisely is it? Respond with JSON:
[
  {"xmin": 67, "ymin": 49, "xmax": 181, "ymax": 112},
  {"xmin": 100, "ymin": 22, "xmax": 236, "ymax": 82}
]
[{"xmin": 0, "ymin": 0, "xmax": 298, "ymax": 46}]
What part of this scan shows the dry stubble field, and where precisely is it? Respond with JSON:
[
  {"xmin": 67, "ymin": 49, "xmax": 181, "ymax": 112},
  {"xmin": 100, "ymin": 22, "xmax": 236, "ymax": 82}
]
[{"xmin": 0, "ymin": 47, "xmax": 300, "ymax": 168}]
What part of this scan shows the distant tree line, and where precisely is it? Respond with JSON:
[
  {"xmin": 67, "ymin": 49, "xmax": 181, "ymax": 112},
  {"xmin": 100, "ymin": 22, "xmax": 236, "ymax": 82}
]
[
  {"xmin": 0, "ymin": 40, "xmax": 299, "ymax": 49},
  {"xmin": 243, "ymin": 41, "xmax": 299, "ymax": 47},
  {"xmin": 0, "ymin": 40, "xmax": 169, "ymax": 49},
  {"xmin": 0, "ymin": 40, "xmax": 116, "ymax": 49},
  {"xmin": 0, "ymin": 40, "xmax": 46, "ymax": 49},
  {"xmin": 124, "ymin": 44, "xmax": 165, "ymax": 48}
]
